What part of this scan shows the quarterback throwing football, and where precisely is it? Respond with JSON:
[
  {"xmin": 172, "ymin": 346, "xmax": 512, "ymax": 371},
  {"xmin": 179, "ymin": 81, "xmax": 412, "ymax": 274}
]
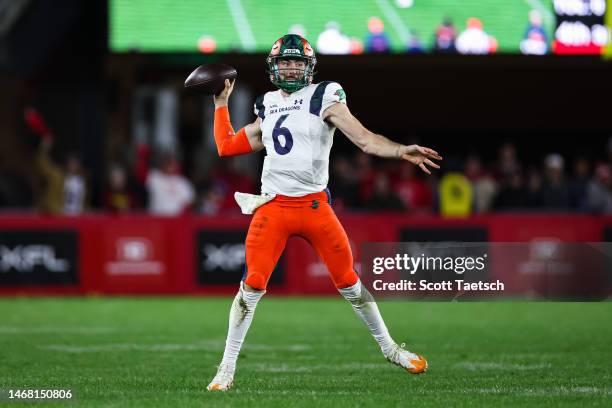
[{"xmin": 208, "ymin": 34, "xmax": 442, "ymax": 391}]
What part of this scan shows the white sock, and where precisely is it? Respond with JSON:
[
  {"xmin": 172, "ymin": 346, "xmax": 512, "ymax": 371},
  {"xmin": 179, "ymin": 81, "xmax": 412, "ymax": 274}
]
[
  {"xmin": 219, "ymin": 281, "xmax": 265, "ymax": 370},
  {"xmin": 338, "ymin": 280, "xmax": 396, "ymax": 356}
]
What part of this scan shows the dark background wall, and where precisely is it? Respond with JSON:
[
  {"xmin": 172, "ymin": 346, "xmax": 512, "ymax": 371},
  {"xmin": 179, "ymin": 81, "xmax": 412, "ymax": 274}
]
[{"xmin": 1, "ymin": 0, "xmax": 611, "ymax": 204}]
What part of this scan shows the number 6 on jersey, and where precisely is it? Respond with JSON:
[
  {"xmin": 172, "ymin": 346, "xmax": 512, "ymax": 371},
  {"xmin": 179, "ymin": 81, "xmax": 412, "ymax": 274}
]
[{"xmin": 272, "ymin": 114, "xmax": 293, "ymax": 155}]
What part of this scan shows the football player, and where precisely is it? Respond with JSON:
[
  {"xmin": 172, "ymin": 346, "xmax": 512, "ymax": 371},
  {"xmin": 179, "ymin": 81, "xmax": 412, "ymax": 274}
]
[{"xmin": 208, "ymin": 34, "xmax": 441, "ymax": 391}]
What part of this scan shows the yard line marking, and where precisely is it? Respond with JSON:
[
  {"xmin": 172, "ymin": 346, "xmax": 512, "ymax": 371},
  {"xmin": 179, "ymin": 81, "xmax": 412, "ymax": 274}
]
[
  {"xmin": 374, "ymin": 0, "xmax": 411, "ymax": 43},
  {"xmin": 251, "ymin": 362, "xmax": 389, "ymax": 372},
  {"xmin": 467, "ymin": 386, "xmax": 612, "ymax": 396},
  {"xmin": 0, "ymin": 326, "xmax": 116, "ymax": 334},
  {"xmin": 454, "ymin": 362, "xmax": 552, "ymax": 371},
  {"xmin": 227, "ymin": 0, "xmax": 256, "ymax": 51},
  {"xmin": 414, "ymin": 386, "xmax": 611, "ymax": 396},
  {"xmin": 243, "ymin": 390, "xmax": 371, "ymax": 396},
  {"xmin": 39, "ymin": 341, "xmax": 311, "ymax": 353}
]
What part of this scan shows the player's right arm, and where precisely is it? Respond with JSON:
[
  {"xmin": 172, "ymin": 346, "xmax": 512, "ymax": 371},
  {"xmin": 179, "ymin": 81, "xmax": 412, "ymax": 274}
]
[{"xmin": 212, "ymin": 79, "xmax": 264, "ymax": 156}]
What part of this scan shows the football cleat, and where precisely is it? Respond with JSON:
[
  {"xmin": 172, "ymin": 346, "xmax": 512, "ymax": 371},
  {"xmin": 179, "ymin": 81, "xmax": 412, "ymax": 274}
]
[
  {"xmin": 385, "ymin": 343, "xmax": 428, "ymax": 374},
  {"xmin": 207, "ymin": 363, "xmax": 235, "ymax": 391}
]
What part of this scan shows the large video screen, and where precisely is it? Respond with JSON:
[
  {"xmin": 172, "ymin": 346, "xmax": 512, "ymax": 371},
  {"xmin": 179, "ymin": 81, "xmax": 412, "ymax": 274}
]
[{"xmin": 110, "ymin": 0, "xmax": 609, "ymax": 55}]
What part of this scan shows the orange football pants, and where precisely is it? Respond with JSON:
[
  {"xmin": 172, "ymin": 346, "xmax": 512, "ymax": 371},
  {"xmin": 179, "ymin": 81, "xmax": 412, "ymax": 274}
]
[{"xmin": 244, "ymin": 190, "xmax": 359, "ymax": 290}]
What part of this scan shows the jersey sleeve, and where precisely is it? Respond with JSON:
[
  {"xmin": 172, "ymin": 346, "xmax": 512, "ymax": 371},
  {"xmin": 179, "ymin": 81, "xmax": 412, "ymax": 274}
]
[{"xmin": 319, "ymin": 82, "xmax": 347, "ymax": 118}]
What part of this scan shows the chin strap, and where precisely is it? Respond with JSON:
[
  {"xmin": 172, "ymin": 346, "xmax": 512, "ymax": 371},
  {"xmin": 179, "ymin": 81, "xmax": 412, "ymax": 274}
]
[{"xmin": 214, "ymin": 106, "xmax": 253, "ymax": 157}]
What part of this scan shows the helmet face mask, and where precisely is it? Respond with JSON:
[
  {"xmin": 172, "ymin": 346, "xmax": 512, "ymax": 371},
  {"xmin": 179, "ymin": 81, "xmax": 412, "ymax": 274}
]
[{"xmin": 267, "ymin": 34, "xmax": 316, "ymax": 93}]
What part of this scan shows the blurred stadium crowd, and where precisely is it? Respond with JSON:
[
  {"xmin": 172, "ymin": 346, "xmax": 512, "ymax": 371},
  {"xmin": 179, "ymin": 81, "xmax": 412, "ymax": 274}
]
[
  {"xmin": 203, "ymin": 11, "xmax": 549, "ymax": 56},
  {"xmin": 2, "ymin": 106, "xmax": 611, "ymax": 217},
  {"xmin": 302, "ymin": 13, "xmax": 543, "ymax": 56}
]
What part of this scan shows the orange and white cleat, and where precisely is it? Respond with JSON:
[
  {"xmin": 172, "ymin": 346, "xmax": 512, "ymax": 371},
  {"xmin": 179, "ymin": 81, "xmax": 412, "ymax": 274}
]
[
  {"xmin": 207, "ymin": 363, "xmax": 235, "ymax": 391},
  {"xmin": 385, "ymin": 343, "xmax": 428, "ymax": 374}
]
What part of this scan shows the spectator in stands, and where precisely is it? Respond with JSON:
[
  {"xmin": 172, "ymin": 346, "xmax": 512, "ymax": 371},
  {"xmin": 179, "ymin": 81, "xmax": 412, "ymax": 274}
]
[
  {"xmin": 493, "ymin": 170, "xmax": 527, "ymax": 210},
  {"xmin": 62, "ymin": 153, "xmax": 87, "ymax": 215},
  {"xmin": 587, "ymin": 163, "xmax": 612, "ymax": 214},
  {"xmin": 464, "ymin": 154, "xmax": 496, "ymax": 213},
  {"xmin": 103, "ymin": 163, "xmax": 135, "ymax": 213},
  {"xmin": 520, "ymin": 10, "xmax": 548, "ymax": 55},
  {"xmin": 329, "ymin": 155, "xmax": 359, "ymax": 210},
  {"xmin": 198, "ymin": 182, "xmax": 225, "ymax": 215},
  {"xmin": 365, "ymin": 17, "xmax": 391, "ymax": 53},
  {"xmin": 496, "ymin": 143, "xmax": 521, "ymax": 180},
  {"xmin": 146, "ymin": 151, "xmax": 195, "ymax": 215},
  {"xmin": 524, "ymin": 167, "xmax": 544, "ymax": 208},
  {"xmin": 433, "ymin": 17, "xmax": 457, "ymax": 53},
  {"xmin": 541, "ymin": 153, "xmax": 570, "ymax": 210},
  {"xmin": 25, "ymin": 107, "xmax": 66, "ymax": 214},
  {"xmin": 365, "ymin": 173, "xmax": 405, "ymax": 211},
  {"xmin": 317, "ymin": 22, "xmax": 351, "ymax": 54},
  {"xmin": 438, "ymin": 171, "xmax": 473, "ymax": 217},
  {"xmin": 393, "ymin": 161, "xmax": 432, "ymax": 212},
  {"xmin": 406, "ymin": 32, "xmax": 424, "ymax": 53},
  {"xmin": 23, "ymin": 106, "xmax": 89, "ymax": 214},
  {"xmin": 456, "ymin": 17, "xmax": 497, "ymax": 54},
  {"xmin": 569, "ymin": 157, "xmax": 590, "ymax": 211}
]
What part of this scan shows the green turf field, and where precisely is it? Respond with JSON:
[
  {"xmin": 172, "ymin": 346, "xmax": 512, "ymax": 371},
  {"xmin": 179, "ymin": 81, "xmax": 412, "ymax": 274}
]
[
  {"xmin": 1, "ymin": 298, "xmax": 611, "ymax": 407},
  {"xmin": 110, "ymin": 0, "xmax": 555, "ymax": 53}
]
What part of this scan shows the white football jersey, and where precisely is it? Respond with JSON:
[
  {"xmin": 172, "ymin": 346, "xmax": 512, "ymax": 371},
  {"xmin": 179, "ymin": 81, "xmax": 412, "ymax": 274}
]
[{"xmin": 254, "ymin": 81, "xmax": 346, "ymax": 196}]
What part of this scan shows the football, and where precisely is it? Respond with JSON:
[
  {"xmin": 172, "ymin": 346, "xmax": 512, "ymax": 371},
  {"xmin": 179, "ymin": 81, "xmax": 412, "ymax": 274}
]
[{"xmin": 184, "ymin": 63, "xmax": 237, "ymax": 96}]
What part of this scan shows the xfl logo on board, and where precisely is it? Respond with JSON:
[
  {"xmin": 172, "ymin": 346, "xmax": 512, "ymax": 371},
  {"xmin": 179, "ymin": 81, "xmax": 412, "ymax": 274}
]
[
  {"xmin": 0, "ymin": 245, "xmax": 69, "ymax": 272},
  {"xmin": 0, "ymin": 230, "xmax": 78, "ymax": 285},
  {"xmin": 197, "ymin": 230, "xmax": 284, "ymax": 285}
]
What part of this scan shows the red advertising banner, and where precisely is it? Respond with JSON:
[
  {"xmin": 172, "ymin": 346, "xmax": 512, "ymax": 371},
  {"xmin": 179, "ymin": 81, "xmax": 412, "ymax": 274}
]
[{"xmin": 0, "ymin": 213, "xmax": 609, "ymax": 296}]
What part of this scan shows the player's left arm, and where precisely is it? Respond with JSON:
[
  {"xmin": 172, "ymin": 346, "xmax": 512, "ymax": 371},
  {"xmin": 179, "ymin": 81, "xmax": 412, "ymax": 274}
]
[{"xmin": 323, "ymin": 103, "xmax": 442, "ymax": 174}]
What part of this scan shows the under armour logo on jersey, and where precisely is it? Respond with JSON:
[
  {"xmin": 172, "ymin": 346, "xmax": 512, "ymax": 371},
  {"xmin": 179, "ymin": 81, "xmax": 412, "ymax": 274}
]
[{"xmin": 294, "ymin": 99, "xmax": 303, "ymax": 105}]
